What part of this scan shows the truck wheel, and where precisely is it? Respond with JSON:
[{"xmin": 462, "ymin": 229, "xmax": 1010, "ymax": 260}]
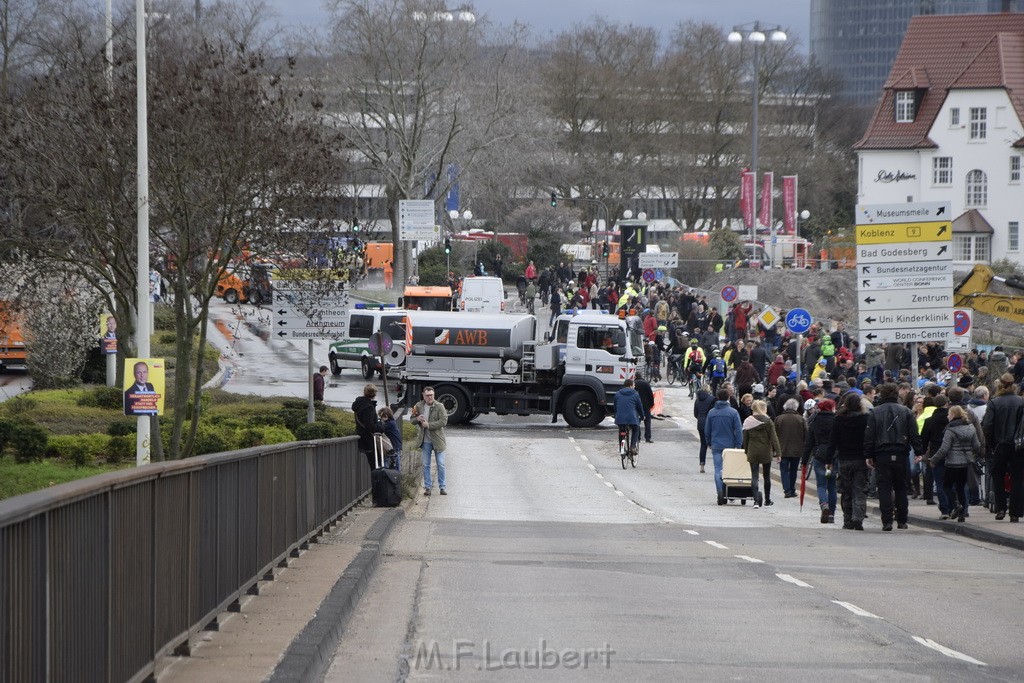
[
  {"xmin": 249, "ymin": 290, "xmax": 262, "ymax": 306},
  {"xmin": 434, "ymin": 384, "xmax": 469, "ymax": 424},
  {"xmin": 563, "ymin": 390, "xmax": 603, "ymax": 428},
  {"xmin": 360, "ymin": 358, "xmax": 375, "ymax": 380},
  {"xmin": 224, "ymin": 289, "xmax": 239, "ymax": 304}
]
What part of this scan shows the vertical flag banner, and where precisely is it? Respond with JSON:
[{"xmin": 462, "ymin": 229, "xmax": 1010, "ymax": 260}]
[
  {"xmin": 123, "ymin": 358, "xmax": 166, "ymax": 416},
  {"xmin": 740, "ymin": 171, "xmax": 755, "ymax": 229},
  {"xmin": 760, "ymin": 172, "xmax": 774, "ymax": 230},
  {"xmin": 99, "ymin": 313, "xmax": 117, "ymax": 354},
  {"xmin": 783, "ymin": 175, "xmax": 798, "ymax": 235}
]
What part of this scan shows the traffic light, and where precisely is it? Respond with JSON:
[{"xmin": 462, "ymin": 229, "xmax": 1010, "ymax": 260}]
[
  {"xmin": 352, "ymin": 220, "xmax": 360, "ymax": 233},
  {"xmin": 444, "ymin": 238, "xmax": 451, "ymax": 254},
  {"xmin": 602, "ymin": 242, "xmax": 610, "ymax": 258},
  {"xmin": 550, "ymin": 192, "xmax": 557, "ymax": 208}
]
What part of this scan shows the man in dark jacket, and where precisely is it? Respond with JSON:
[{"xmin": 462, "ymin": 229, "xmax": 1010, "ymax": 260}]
[
  {"xmin": 635, "ymin": 377, "xmax": 655, "ymax": 443},
  {"xmin": 352, "ymin": 383, "xmax": 385, "ymax": 470},
  {"xmin": 864, "ymin": 383, "xmax": 924, "ymax": 530},
  {"xmin": 693, "ymin": 384, "xmax": 716, "ymax": 474},
  {"xmin": 749, "ymin": 340, "xmax": 770, "ymax": 382},
  {"xmin": 981, "ymin": 373, "xmax": 1024, "ymax": 521},
  {"xmin": 705, "ymin": 388, "xmax": 742, "ymax": 503}
]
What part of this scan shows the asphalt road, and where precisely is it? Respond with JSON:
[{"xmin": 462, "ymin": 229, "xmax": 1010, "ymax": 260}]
[{"xmin": 322, "ymin": 396, "xmax": 1024, "ymax": 681}]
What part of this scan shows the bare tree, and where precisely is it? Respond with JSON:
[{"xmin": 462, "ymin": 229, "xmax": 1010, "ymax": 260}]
[{"xmin": 324, "ymin": 0, "xmax": 533, "ymax": 286}]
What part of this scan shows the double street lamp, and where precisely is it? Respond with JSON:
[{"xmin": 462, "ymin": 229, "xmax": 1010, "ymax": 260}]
[
  {"xmin": 727, "ymin": 22, "xmax": 787, "ymax": 246},
  {"xmin": 448, "ymin": 209, "xmax": 472, "ymax": 275}
]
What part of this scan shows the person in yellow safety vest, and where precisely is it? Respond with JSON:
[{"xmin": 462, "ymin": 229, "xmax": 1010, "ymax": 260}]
[
  {"xmin": 683, "ymin": 340, "xmax": 706, "ymax": 397},
  {"xmin": 617, "ymin": 286, "xmax": 636, "ymax": 310},
  {"xmin": 715, "ymin": 263, "xmax": 724, "ymax": 273}
]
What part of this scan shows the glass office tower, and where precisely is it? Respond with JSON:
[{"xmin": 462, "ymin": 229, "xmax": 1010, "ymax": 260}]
[{"xmin": 810, "ymin": 0, "xmax": 1020, "ymax": 106}]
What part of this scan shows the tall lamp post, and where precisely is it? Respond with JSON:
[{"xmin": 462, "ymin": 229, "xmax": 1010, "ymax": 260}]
[{"xmin": 728, "ymin": 22, "xmax": 787, "ymax": 246}]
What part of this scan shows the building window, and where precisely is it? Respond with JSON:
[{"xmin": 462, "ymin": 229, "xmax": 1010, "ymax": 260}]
[
  {"xmin": 895, "ymin": 91, "xmax": 915, "ymax": 122},
  {"xmin": 1012, "ymin": 156, "xmax": 1021, "ymax": 183},
  {"xmin": 966, "ymin": 169, "xmax": 987, "ymax": 207},
  {"xmin": 949, "ymin": 108, "xmax": 960, "ymax": 126},
  {"xmin": 953, "ymin": 235, "xmax": 991, "ymax": 262},
  {"xmin": 969, "ymin": 107, "xmax": 987, "ymax": 140},
  {"xmin": 932, "ymin": 157, "xmax": 952, "ymax": 185},
  {"xmin": 1010, "ymin": 222, "xmax": 1021, "ymax": 253}
]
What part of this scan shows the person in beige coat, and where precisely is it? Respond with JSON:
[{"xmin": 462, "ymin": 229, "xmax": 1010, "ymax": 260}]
[
  {"xmin": 411, "ymin": 386, "xmax": 449, "ymax": 496},
  {"xmin": 742, "ymin": 400, "xmax": 781, "ymax": 508}
]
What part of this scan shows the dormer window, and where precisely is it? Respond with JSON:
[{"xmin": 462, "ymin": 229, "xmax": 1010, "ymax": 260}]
[{"xmin": 895, "ymin": 91, "xmax": 916, "ymax": 122}]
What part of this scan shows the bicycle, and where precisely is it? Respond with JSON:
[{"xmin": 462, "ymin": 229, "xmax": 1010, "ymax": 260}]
[
  {"xmin": 686, "ymin": 370, "xmax": 703, "ymax": 399},
  {"xmin": 666, "ymin": 354, "xmax": 684, "ymax": 386},
  {"xmin": 618, "ymin": 424, "xmax": 639, "ymax": 468}
]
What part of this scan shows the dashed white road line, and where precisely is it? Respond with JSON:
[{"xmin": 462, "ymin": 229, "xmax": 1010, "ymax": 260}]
[
  {"xmin": 604, "ymin": 481, "xmax": 614, "ymax": 488},
  {"xmin": 661, "ymin": 517, "xmax": 673, "ymax": 523},
  {"xmin": 587, "ymin": 463, "xmax": 596, "ymax": 471},
  {"xmin": 832, "ymin": 601, "xmax": 881, "ymax": 619},
  {"xmin": 595, "ymin": 473, "xmax": 604, "ymax": 479},
  {"xmin": 912, "ymin": 637, "xmax": 987, "ymax": 666},
  {"xmin": 735, "ymin": 555, "xmax": 764, "ymax": 564},
  {"xmin": 776, "ymin": 573, "xmax": 813, "ymax": 588},
  {"xmin": 705, "ymin": 541, "xmax": 729, "ymax": 550},
  {"xmin": 578, "ymin": 453, "xmax": 587, "ymax": 460},
  {"xmin": 615, "ymin": 490, "xmax": 625, "ymax": 497},
  {"xmin": 683, "ymin": 530, "xmax": 699, "ymax": 536}
]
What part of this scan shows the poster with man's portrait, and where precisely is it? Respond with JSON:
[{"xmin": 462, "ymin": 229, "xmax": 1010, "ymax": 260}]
[
  {"xmin": 99, "ymin": 314, "xmax": 118, "ymax": 354},
  {"xmin": 123, "ymin": 358, "xmax": 165, "ymax": 416}
]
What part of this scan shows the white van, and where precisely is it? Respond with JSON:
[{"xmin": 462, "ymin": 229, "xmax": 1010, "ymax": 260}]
[{"xmin": 459, "ymin": 276, "xmax": 507, "ymax": 314}]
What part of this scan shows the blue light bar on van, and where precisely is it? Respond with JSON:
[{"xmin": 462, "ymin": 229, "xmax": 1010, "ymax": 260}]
[
  {"xmin": 354, "ymin": 303, "xmax": 399, "ymax": 310},
  {"xmin": 566, "ymin": 308, "xmax": 607, "ymax": 316}
]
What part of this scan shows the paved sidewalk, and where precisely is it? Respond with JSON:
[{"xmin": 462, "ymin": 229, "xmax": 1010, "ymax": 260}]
[{"xmin": 658, "ymin": 382, "xmax": 1024, "ymax": 551}]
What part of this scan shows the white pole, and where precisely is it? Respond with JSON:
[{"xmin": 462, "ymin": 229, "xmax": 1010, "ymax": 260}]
[
  {"xmin": 136, "ymin": 0, "xmax": 151, "ymax": 466},
  {"xmin": 307, "ymin": 339, "xmax": 315, "ymax": 423}
]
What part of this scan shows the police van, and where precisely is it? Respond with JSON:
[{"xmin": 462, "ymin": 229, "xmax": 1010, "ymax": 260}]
[
  {"xmin": 327, "ymin": 304, "xmax": 408, "ymax": 379},
  {"xmin": 459, "ymin": 276, "xmax": 507, "ymax": 314}
]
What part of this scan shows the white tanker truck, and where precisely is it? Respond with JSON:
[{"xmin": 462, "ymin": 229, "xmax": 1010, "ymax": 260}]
[{"xmin": 398, "ymin": 310, "xmax": 645, "ymax": 427}]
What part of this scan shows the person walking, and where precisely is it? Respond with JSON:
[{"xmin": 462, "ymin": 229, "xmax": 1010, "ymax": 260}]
[
  {"xmin": 694, "ymin": 382, "xmax": 716, "ymax": 474},
  {"xmin": 920, "ymin": 395, "xmax": 950, "ymax": 516},
  {"xmin": 774, "ymin": 398, "xmax": 806, "ymax": 498},
  {"xmin": 804, "ymin": 398, "xmax": 837, "ymax": 523},
  {"xmin": 313, "ymin": 365, "xmax": 329, "ymax": 401},
  {"xmin": 635, "ymin": 376, "xmax": 655, "ymax": 443},
  {"xmin": 352, "ymin": 383, "xmax": 385, "ymax": 471},
  {"xmin": 548, "ymin": 287, "xmax": 562, "ymax": 328},
  {"xmin": 411, "ymin": 386, "xmax": 449, "ymax": 496},
  {"xmin": 829, "ymin": 392, "xmax": 870, "ymax": 529},
  {"xmin": 864, "ymin": 383, "xmax": 924, "ymax": 531},
  {"xmin": 742, "ymin": 399, "xmax": 781, "ymax": 507},
  {"xmin": 981, "ymin": 373, "xmax": 1024, "ymax": 521},
  {"xmin": 930, "ymin": 405, "xmax": 981, "ymax": 523},
  {"xmin": 706, "ymin": 388, "xmax": 743, "ymax": 504}
]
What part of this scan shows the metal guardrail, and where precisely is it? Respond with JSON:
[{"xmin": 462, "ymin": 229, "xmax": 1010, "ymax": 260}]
[{"xmin": 0, "ymin": 437, "xmax": 369, "ymax": 683}]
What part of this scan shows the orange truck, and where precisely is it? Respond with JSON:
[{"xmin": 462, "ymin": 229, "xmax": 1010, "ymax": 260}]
[{"xmin": 0, "ymin": 302, "xmax": 27, "ymax": 370}]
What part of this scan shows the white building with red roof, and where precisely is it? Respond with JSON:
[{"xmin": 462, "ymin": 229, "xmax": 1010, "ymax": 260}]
[{"xmin": 855, "ymin": 13, "xmax": 1024, "ymax": 266}]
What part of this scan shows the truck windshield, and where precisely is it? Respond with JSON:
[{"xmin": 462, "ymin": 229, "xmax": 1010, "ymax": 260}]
[{"xmin": 406, "ymin": 296, "xmax": 452, "ymax": 311}]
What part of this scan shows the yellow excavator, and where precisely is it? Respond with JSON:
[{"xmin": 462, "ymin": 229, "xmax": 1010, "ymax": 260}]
[{"xmin": 954, "ymin": 264, "xmax": 1024, "ymax": 321}]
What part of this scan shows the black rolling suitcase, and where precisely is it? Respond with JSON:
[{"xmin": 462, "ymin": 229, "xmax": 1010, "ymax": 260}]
[{"xmin": 371, "ymin": 434, "xmax": 401, "ymax": 507}]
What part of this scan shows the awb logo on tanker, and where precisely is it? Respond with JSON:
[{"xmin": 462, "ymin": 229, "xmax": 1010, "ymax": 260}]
[{"xmin": 413, "ymin": 327, "xmax": 512, "ymax": 346}]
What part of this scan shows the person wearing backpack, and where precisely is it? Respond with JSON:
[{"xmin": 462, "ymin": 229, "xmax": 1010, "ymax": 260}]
[
  {"xmin": 709, "ymin": 348, "xmax": 727, "ymax": 394},
  {"xmin": 819, "ymin": 333, "xmax": 836, "ymax": 373}
]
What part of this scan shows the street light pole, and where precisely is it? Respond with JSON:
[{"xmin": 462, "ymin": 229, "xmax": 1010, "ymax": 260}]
[{"xmin": 135, "ymin": 0, "xmax": 151, "ymax": 465}]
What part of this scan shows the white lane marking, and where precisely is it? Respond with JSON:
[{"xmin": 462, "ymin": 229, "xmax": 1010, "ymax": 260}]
[
  {"xmin": 615, "ymin": 490, "xmax": 624, "ymax": 497},
  {"xmin": 587, "ymin": 463, "xmax": 597, "ymax": 471},
  {"xmin": 705, "ymin": 541, "xmax": 729, "ymax": 550},
  {"xmin": 578, "ymin": 452, "xmax": 586, "ymax": 459},
  {"xmin": 595, "ymin": 473, "xmax": 604, "ymax": 479},
  {"xmin": 832, "ymin": 601, "xmax": 881, "ymax": 619},
  {"xmin": 640, "ymin": 507, "xmax": 654, "ymax": 514},
  {"xmin": 776, "ymin": 573, "xmax": 813, "ymax": 588},
  {"xmin": 604, "ymin": 481, "xmax": 614, "ymax": 488},
  {"xmin": 735, "ymin": 555, "xmax": 764, "ymax": 564},
  {"xmin": 567, "ymin": 437, "xmax": 575, "ymax": 443},
  {"xmin": 683, "ymin": 530, "xmax": 699, "ymax": 536},
  {"xmin": 661, "ymin": 517, "xmax": 673, "ymax": 523},
  {"xmin": 912, "ymin": 637, "xmax": 987, "ymax": 666}
]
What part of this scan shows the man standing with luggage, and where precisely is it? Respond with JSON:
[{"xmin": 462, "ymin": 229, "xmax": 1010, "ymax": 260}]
[
  {"xmin": 412, "ymin": 386, "xmax": 449, "ymax": 496},
  {"xmin": 864, "ymin": 383, "xmax": 923, "ymax": 530},
  {"xmin": 705, "ymin": 388, "xmax": 743, "ymax": 503},
  {"xmin": 352, "ymin": 383, "xmax": 384, "ymax": 471}
]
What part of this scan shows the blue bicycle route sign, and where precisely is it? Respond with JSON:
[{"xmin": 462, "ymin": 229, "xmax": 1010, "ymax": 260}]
[{"xmin": 785, "ymin": 308, "xmax": 812, "ymax": 334}]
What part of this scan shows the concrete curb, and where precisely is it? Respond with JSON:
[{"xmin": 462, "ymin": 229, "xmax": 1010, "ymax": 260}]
[
  {"xmin": 887, "ymin": 505, "xmax": 1024, "ymax": 552},
  {"xmin": 267, "ymin": 507, "xmax": 406, "ymax": 683}
]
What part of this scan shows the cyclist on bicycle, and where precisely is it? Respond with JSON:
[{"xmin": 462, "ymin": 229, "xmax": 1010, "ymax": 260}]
[
  {"xmin": 708, "ymin": 347, "xmax": 728, "ymax": 394},
  {"xmin": 683, "ymin": 340, "xmax": 706, "ymax": 398},
  {"xmin": 613, "ymin": 378, "xmax": 644, "ymax": 455}
]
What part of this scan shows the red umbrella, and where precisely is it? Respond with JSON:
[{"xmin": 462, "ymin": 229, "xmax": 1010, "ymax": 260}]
[{"xmin": 799, "ymin": 462, "xmax": 809, "ymax": 511}]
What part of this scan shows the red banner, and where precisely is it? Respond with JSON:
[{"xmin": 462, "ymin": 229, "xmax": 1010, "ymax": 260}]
[
  {"xmin": 760, "ymin": 172, "xmax": 773, "ymax": 229},
  {"xmin": 782, "ymin": 175, "xmax": 797, "ymax": 235},
  {"xmin": 740, "ymin": 171, "xmax": 754, "ymax": 229}
]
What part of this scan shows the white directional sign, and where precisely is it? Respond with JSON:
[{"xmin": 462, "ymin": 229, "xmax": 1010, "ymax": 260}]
[
  {"xmin": 273, "ymin": 285, "xmax": 349, "ymax": 339},
  {"xmin": 859, "ymin": 290, "xmax": 953, "ymax": 310},
  {"xmin": 855, "ymin": 201, "xmax": 953, "ymax": 347},
  {"xmin": 638, "ymin": 251, "xmax": 678, "ymax": 269},
  {"xmin": 398, "ymin": 200, "xmax": 440, "ymax": 241}
]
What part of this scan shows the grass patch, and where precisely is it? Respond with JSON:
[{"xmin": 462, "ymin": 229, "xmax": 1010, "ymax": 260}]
[{"xmin": 0, "ymin": 456, "xmax": 133, "ymax": 501}]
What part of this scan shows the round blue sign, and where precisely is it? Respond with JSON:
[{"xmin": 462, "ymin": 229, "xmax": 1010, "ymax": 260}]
[
  {"xmin": 785, "ymin": 308, "xmax": 812, "ymax": 334},
  {"xmin": 721, "ymin": 285, "xmax": 738, "ymax": 303},
  {"xmin": 946, "ymin": 353, "xmax": 963, "ymax": 373},
  {"xmin": 953, "ymin": 310, "xmax": 971, "ymax": 336},
  {"xmin": 642, "ymin": 269, "xmax": 656, "ymax": 283}
]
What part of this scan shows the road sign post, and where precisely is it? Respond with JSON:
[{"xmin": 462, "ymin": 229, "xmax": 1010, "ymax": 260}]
[{"xmin": 855, "ymin": 201, "xmax": 953, "ymax": 346}]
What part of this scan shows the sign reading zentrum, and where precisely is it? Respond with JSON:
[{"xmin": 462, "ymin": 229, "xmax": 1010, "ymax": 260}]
[{"xmin": 855, "ymin": 201, "xmax": 953, "ymax": 345}]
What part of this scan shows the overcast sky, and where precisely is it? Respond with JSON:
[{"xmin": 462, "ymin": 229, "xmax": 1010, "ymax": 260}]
[{"xmin": 267, "ymin": 0, "xmax": 813, "ymax": 49}]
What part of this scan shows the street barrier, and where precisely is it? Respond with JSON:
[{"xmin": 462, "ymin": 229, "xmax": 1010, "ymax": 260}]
[{"xmin": 0, "ymin": 437, "xmax": 368, "ymax": 683}]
